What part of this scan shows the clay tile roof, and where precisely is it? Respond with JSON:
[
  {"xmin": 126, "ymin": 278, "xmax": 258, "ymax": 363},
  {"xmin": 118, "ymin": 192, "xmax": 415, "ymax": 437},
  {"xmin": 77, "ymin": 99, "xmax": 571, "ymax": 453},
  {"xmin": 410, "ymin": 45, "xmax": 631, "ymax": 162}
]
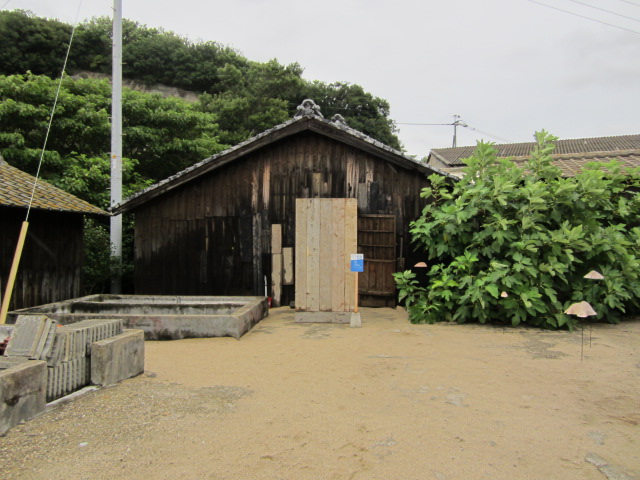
[
  {"xmin": 0, "ymin": 159, "xmax": 107, "ymax": 215},
  {"xmin": 429, "ymin": 134, "xmax": 640, "ymax": 166},
  {"xmin": 428, "ymin": 134, "xmax": 640, "ymax": 177},
  {"xmin": 112, "ymin": 113, "xmax": 457, "ymax": 214}
]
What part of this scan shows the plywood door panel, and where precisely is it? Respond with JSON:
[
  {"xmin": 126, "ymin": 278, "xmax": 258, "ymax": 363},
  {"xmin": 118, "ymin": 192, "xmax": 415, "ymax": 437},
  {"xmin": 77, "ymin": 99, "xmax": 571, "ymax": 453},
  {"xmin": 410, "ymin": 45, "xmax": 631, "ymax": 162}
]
[
  {"xmin": 331, "ymin": 199, "xmax": 346, "ymax": 312},
  {"xmin": 295, "ymin": 198, "xmax": 356, "ymax": 313},
  {"xmin": 306, "ymin": 199, "xmax": 320, "ymax": 311},
  {"xmin": 295, "ymin": 199, "xmax": 307, "ymax": 311},
  {"xmin": 319, "ymin": 200, "xmax": 333, "ymax": 311}
]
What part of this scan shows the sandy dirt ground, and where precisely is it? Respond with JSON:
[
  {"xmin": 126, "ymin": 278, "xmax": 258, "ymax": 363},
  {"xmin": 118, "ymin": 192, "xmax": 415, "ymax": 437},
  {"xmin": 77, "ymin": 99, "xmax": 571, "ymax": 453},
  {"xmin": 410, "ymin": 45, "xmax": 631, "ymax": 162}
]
[{"xmin": 1, "ymin": 307, "xmax": 639, "ymax": 480}]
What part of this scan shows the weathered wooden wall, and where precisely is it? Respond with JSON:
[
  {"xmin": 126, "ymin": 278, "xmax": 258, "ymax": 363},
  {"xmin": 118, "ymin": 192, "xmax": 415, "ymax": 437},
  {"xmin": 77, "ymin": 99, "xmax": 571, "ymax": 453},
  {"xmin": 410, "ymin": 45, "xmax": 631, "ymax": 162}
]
[
  {"xmin": 1, "ymin": 208, "xmax": 83, "ymax": 310},
  {"xmin": 133, "ymin": 131, "xmax": 431, "ymax": 304}
]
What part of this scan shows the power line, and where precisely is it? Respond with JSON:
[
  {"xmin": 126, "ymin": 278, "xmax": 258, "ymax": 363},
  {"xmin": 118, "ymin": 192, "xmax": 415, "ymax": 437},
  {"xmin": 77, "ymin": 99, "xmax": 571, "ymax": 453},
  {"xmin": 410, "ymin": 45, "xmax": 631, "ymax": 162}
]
[
  {"xmin": 397, "ymin": 122, "xmax": 454, "ymax": 126},
  {"xmin": 565, "ymin": 0, "xmax": 640, "ymax": 22},
  {"xmin": 614, "ymin": 0, "xmax": 640, "ymax": 7},
  {"xmin": 397, "ymin": 117, "xmax": 513, "ymax": 146},
  {"xmin": 27, "ymin": 0, "xmax": 83, "ymax": 220},
  {"xmin": 1, "ymin": 0, "xmax": 12, "ymax": 10},
  {"xmin": 525, "ymin": 0, "xmax": 640, "ymax": 35}
]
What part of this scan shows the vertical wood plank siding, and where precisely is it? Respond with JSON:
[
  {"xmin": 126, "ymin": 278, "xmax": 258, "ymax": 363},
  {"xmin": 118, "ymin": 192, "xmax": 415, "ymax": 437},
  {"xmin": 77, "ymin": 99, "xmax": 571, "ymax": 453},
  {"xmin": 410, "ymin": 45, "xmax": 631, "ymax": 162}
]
[
  {"xmin": 1, "ymin": 208, "xmax": 83, "ymax": 310},
  {"xmin": 133, "ymin": 131, "xmax": 431, "ymax": 304}
]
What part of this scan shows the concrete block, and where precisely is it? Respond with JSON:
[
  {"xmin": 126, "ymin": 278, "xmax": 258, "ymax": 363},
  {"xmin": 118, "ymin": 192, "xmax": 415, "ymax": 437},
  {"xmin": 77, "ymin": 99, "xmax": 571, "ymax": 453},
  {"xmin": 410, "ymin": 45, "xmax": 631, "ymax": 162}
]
[
  {"xmin": 5, "ymin": 315, "xmax": 50, "ymax": 358},
  {"xmin": 295, "ymin": 311, "xmax": 352, "ymax": 323},
  {"xmin": 0, "ymin": 360, "xmax": 47, "ymax": 435},
  {"xmin": 38, "ymin": 323, "xmax": 57, "ymax": 361},
  {"xmin": 91, "ymin": 329, "xmax": 145, "ymax": 387},
  {"xmin": 0, "ymin": 357, "xmax": 29, "ymax": 370}
]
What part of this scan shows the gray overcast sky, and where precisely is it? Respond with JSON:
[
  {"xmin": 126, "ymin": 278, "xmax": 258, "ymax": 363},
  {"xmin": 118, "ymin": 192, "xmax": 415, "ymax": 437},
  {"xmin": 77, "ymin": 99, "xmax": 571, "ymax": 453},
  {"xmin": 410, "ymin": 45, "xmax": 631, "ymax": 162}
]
[{"xmin": 3, "ymin": 0, "xmax": 640, "ymax": 157}]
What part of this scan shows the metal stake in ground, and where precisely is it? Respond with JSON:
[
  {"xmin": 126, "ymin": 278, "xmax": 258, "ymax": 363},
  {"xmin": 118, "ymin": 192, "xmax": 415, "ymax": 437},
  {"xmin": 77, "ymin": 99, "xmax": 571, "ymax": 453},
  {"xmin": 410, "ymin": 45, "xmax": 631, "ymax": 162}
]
[
  {"xmin": 583, "ymin": 270, "xmax": 605, "ymax": 348},
  {"xmin": 350, "ymin": 254, "xmax": 364, "ymax": 327},
  {"xmin": 564, "ymin": 301, "xmax": 597, "ymax": 361}
]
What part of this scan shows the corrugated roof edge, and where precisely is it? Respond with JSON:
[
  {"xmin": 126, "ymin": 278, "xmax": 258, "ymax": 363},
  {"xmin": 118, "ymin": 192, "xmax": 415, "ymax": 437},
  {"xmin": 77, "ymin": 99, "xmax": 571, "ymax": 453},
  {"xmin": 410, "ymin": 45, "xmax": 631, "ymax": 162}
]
[
  {"xmin": 429, "ymin": 133, "xmax": 640, "ymax": 166},
  {"xmin": 112, "ymin": 115, "xmax": 458, "ymax": 214}
]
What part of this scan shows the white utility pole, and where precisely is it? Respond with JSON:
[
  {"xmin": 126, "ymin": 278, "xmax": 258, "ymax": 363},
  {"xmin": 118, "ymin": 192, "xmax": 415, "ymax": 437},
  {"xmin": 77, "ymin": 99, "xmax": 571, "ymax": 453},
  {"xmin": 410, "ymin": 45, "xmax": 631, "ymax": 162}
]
[{"xmin": 110, "ymin": 0, "xmax": 123, "ymax": 293}]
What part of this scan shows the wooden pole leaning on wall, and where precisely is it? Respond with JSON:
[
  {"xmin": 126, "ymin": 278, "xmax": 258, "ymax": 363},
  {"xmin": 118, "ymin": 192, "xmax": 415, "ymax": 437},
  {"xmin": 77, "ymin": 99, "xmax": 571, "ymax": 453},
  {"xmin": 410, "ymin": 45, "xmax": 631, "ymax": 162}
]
[{"xmin": 0, "ymin": 221, "xmax": 29, "ymax": 324}]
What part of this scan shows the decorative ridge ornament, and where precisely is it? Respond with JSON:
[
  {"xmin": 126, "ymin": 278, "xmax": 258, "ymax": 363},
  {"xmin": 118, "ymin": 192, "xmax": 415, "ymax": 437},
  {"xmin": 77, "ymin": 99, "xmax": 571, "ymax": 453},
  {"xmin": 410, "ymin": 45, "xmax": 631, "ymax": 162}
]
[
  {"xmin": 331, "ymin": 114, "xmax": 348, "ymax": 127},
  {"xmin": 294, "ymin": 99, "xmax": 324, "ymax": 118}
]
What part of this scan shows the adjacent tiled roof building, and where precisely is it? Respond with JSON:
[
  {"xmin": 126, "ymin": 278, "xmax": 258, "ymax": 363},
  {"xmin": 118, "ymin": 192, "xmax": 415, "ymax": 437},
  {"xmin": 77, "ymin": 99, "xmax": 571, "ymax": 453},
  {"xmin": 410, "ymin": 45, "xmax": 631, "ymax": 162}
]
[
  {"xmin": 427, "ymin": 134, "xmax": 640, "ymax": 178},
  {"xmin": 1, "ymin": 158, "xmax": 107, "ymax": 311},
  {"xmin": 0, "ymin": 158, "xmax": 107, "ymax": 215}
]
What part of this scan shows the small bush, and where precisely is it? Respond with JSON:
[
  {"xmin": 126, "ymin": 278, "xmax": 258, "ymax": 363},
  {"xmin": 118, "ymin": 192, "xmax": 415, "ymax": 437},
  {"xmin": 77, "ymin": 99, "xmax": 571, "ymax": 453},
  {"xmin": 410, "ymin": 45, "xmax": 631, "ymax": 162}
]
[{"xmin": 395, "ymin": 131, "xmax": 640, "ymax": 329}]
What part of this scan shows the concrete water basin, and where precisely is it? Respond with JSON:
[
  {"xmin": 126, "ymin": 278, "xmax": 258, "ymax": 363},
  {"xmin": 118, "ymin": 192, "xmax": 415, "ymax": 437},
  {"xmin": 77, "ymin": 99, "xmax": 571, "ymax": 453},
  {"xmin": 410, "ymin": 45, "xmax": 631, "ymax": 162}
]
[{"xmin": 7, "ymin": 295, "xmax": 269, "ymax": 340}]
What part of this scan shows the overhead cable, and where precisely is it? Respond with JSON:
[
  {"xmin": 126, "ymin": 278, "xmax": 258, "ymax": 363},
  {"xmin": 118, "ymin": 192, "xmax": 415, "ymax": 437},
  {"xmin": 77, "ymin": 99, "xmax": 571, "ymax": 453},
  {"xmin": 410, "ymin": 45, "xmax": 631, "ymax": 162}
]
[
  {"xmin": 525, "ymin": 0, "xmax": 640, "ymax": 35},
  {"xmin": 565, "ymin": 0, "xmax": 640, "ymax": 22},
  {"xmin": 26, "ymin": 0, "xmax": 84, "ymax": 221},
  {"xmin": 614, "ymin": 0, "xmax": 640, "ymax": 7}
]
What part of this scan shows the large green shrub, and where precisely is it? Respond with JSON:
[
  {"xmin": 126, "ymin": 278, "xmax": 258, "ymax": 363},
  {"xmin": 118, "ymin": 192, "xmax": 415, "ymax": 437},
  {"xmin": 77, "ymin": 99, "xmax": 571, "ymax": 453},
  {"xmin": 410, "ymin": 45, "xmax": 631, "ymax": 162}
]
[{"xmin": 395, "ymin": 131, "xmax": 640, "ymax": 329}]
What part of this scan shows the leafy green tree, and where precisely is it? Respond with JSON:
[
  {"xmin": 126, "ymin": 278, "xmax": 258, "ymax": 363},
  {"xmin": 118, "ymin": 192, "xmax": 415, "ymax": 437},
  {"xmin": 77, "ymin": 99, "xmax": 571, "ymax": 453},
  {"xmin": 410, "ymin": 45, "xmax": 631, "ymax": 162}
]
[
  {"xmin": 395, "ymin": 132, "xmax": 640, "ymax": 329},
  {"xmin": 1, "ymin": 11, "xmax": 402, "ymax": 149},
  {"xmin": 199, "ymin": 59, "xmax": 305, "ymax": 144},
  {"xmin": 0, "ymin": 73, "xmax": 224, "ymax": 201},
  {"xmin": 301, "ymin": 81, "xmax": 402, "ymax": 150},
  {"xmin": 0, "ymin": 10, "xmax": 72, "ymax": 78}
]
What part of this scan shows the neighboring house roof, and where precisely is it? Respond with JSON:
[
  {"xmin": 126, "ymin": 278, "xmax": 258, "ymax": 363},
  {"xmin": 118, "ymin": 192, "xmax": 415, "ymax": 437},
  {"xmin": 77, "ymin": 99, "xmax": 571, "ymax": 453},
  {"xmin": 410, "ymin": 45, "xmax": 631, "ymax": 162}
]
[
  {"xmin": 0, "ymin": 158, "xmax": 107, "ymax": 216},
  {"xmin": 427, "ymin": 134, "xmax": 640, "ymax": 178},
  {"xmin": 113, "ymin": 100, "xmax": 456, "ymax": 215}
]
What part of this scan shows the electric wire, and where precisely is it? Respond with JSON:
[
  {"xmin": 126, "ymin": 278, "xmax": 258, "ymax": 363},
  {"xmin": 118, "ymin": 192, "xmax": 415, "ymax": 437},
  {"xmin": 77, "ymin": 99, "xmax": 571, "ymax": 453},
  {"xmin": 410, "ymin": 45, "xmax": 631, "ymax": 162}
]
[
  {"xmin": 615, "ymin": 0, "xmax": 640, "ymax": 7},
  {"xmin": 565, "ymin": 0, "xmax": 640, "ymax": 22},
  {"xmin": 525, "ymin": 0, "xmax": 640, "ymax": 35},
  {"xmin": 25, "ymin": 0, "xmax": 83, "ymax": 222},
  {"xmin": 1, "ymin": 0, "xmax": 11, "ymax": 10},
  {"xmin": 462, "ymin": 125, "xmax": 514, "ymax": 144},
  {"xmin": 397, "ymin": 122, "xmax": 454, "ymax": 126},
  {"xmin": 397, "ymin": 120, "xmax": 513, "ymax": 145}
]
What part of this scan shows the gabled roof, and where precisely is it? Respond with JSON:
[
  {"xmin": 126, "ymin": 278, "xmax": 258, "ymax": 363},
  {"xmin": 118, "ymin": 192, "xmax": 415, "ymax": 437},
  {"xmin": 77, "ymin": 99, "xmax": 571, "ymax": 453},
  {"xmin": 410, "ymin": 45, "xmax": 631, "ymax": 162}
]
[
  {"xmin": 0, "ymin": 159, "xmax": 107, "ymax": 216},
  {"xmin": 428, "ymin": 134, "xmax": 640, "ymax": 167},
  {"xmin": 113, "ymin": 108, "xmax": 456, "ymax": 214}
]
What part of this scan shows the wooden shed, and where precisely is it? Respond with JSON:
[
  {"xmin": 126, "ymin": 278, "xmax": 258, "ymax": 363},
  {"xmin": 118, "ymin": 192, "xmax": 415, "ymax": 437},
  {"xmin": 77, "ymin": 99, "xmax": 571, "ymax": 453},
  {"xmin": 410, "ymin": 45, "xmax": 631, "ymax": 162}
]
[
  {"xmin": 114, "ymin": 100, "xmax": 453, "ymax": 307},
  {"xmin": 0, "ymin": 158, "xmax": 108, "ymax": 310}
]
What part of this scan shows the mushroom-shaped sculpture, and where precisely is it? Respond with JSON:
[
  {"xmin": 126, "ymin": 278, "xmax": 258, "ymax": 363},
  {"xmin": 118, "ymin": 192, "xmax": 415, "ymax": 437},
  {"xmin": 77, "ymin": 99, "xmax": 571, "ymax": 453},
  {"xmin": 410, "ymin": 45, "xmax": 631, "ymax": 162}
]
[
  {"xmin": 584, "ymin": 270, "xmax": 604, "ymax": 280},
  {"xmin": 414, "ymin": 262, "xmax": 428, "ymax": 268},
  {"xmin": 565, "ymin": 301, "xmax": 597, "ymax": 360},
  {"xmin": 564, "ymin": 301, "xmax": 597, "ymax": 318}
]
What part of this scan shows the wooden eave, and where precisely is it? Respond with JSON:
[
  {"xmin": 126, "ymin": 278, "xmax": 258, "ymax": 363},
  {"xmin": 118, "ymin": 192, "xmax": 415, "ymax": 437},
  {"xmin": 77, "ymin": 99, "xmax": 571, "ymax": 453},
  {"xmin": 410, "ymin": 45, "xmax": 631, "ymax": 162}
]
[{"xmin": 112, "ymin": 116, "xmax": 454, "ymax": 215}]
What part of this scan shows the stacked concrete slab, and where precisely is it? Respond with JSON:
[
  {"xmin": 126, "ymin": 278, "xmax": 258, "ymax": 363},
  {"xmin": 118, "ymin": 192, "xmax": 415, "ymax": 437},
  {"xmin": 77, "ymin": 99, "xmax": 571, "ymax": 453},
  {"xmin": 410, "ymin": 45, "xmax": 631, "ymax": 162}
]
[
  {"xmin": 2, "ymin": 316, "xmax": 130, "ymax": 397},
  {"xmin": 1, "ymin": 315, "xmax": 143, "ymax": 434},
  {"xmin": 44, "ymin": 319, "xmax": 124, "ymax": 401},
  {"xmin": 4, "ymin": 315, "xmax": 56, "ymax": 360}
]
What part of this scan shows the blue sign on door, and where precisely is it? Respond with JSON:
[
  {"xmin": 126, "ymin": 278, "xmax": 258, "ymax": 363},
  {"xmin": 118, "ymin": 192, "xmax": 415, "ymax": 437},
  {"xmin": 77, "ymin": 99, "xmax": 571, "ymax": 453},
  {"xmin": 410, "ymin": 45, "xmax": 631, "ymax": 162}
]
[{"xmin": 350, "ymin": 254, "xmax": 364, "ymax": 272}]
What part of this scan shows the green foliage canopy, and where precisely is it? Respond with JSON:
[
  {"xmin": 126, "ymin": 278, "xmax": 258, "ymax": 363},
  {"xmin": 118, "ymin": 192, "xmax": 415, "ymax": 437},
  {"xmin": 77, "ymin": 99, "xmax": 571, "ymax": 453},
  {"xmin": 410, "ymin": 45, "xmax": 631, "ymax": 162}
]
[
  {"xmin": 0, "ymin": 73, "xmax": 225, "ymax": 206},
  {"xmin": 0, "ymin": 10, "xmax": 402, "ymax": 150},
  {"xmin": 395, "ymin": 132, "xmax": 640, "ymax": 329}
]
